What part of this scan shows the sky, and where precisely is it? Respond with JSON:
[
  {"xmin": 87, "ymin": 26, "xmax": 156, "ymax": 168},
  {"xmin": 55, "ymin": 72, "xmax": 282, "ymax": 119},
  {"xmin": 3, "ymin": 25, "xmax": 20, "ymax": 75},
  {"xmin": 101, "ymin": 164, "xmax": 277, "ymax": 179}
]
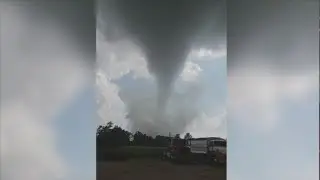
[
  {"xmin": 96, "ymin": 28, "xmax": 227, "ymax": 137},
  {"xmin": 0, "ymin": 1, "xmax": 319, "ymax": 180},
  {"xmin": 0, "ymin": 2, "xmax": 94, "ymax": 180},
  {"xmin": 227, "ymin": 1, "xmax": 319, "ymax": 180},
  {"xmin": 96, "ymin": 0, "xmax": 227, "ymax": 137}
]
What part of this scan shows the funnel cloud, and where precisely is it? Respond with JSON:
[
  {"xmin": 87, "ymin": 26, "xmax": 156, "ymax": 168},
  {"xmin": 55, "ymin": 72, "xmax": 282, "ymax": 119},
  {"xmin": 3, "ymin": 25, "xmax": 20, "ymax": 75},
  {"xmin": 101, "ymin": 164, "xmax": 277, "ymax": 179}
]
[{"xmin": 98, "ymin": 0, "xmax": 226, "ymax": 130}]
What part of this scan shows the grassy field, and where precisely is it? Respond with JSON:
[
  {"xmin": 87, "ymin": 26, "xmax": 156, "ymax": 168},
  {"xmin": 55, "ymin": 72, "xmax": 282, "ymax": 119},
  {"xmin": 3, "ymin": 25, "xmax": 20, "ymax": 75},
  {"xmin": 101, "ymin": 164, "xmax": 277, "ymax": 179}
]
[
  {"xmin": 97, "ymin": 159, "xmax": 226, "ymax": 180},
  {"xmin": 97, "ymin": 146, "xmax": 166, "ymax": 161},
  {"xmin": 97, "ymin": 146, "xmax": 226, "ymax": 180}
]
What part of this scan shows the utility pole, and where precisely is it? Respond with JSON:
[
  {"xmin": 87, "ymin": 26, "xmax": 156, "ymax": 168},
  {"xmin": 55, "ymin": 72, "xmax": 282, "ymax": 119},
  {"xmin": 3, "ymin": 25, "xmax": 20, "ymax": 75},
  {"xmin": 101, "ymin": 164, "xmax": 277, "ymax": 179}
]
[{"xmin": 169, "ymin": 132, "xmax": 172, "ymax": 145}]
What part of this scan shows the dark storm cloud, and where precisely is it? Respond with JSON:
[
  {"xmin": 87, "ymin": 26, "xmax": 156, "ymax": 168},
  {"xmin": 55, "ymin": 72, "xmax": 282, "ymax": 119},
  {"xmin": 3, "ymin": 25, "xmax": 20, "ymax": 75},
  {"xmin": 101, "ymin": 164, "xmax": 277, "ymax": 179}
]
[
  {"xmin": 98, "ymin": 0, "xmax": 226, "ymax": 113},
  {"xmin": 227, "ymin": 0, "xmax": 318, "ymax": 73},
  {"xmin": 10, "ymin": 0, "xmax": 96, "ymax": 64}
]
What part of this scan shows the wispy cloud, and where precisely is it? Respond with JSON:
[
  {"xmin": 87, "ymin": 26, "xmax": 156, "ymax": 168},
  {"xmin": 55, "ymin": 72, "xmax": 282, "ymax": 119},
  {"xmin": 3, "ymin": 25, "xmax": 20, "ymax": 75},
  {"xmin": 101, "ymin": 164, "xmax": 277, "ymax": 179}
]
[{"xmin": 229, "ymin": 69, "xmax": 318, "ymax": 133}]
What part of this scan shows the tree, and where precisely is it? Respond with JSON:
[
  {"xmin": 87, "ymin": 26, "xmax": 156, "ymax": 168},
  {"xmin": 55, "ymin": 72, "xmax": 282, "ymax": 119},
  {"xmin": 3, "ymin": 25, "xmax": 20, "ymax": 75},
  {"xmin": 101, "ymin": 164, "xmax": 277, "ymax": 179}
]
[
  {"xmin": 184, "ymin": 133, "xmax": 192, "ymax": 140},
  {"xmin": 96, "ymin": 121, "xmax": 131, "ymax": 148},
  {"xmin": 97, "ymin": 121, "xmax": 173, "ymax": 148},
  {"xmin": 96, "ymin": 121, "xmax": 113, "ymax": 137},
  {"xmin": 106, "ymin": 121, "xmax": 114, "ymax": 129}
]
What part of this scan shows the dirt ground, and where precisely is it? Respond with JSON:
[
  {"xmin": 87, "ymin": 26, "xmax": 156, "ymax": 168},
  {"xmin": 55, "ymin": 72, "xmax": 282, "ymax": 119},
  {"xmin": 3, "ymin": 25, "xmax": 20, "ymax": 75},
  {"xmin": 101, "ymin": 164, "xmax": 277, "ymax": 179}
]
[{"xmin": 97, "ymin": 159, "xmax": 226, "ymax": 180}]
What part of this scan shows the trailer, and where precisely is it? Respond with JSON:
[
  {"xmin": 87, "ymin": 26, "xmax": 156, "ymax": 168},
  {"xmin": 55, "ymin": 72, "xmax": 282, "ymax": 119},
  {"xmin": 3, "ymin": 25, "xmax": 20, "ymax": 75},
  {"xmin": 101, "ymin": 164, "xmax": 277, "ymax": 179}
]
[
  {"xmin": 187, "ymin": 137, "xmax": 226, "ymax": 164},
  {"xmin": 162, "ymin": 137, "xmax": 227, "ymax": 164}
]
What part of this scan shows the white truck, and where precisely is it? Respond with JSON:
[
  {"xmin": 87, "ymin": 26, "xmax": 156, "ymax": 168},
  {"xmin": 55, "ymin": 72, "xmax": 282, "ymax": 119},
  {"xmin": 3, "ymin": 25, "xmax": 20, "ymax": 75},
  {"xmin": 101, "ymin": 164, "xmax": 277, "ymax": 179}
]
[
  {"xmin": 163, "ymin": 137, "xmax": 227, "ymax": 164},
  {"xmin": 186, "ymin": 137, "xmax": 227, "ymax": 163}
]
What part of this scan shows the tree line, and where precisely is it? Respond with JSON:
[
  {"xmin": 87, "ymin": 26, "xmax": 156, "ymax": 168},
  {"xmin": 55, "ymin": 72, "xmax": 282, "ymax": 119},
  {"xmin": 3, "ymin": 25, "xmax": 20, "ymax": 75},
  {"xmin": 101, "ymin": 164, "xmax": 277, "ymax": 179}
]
[{"xmin": 97, "ymin": 121, "xmax": 192, "ymax": 148}]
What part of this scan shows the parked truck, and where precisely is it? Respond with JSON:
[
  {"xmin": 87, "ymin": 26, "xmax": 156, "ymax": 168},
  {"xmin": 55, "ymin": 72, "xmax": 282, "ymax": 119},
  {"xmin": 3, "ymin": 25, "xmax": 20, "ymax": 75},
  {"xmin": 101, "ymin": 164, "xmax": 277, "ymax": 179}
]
[{"xmin": 162, "ymin": 137, "xmax": 227, "ymax": 164}]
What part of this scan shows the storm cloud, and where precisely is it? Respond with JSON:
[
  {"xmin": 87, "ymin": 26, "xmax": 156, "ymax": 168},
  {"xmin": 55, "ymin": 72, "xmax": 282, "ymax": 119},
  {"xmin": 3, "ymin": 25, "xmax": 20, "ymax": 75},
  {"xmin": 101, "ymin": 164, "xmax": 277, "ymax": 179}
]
[{"xmin": 97, "ymin": 0, "xmax": 226, "ymax": 127}]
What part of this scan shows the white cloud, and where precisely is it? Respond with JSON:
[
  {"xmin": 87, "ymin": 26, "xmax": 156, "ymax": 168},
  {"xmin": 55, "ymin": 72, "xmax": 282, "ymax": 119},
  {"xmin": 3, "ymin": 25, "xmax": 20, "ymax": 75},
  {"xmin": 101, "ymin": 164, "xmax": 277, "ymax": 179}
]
[
  {"xmin": 189, "ymin": 46, "xmax": 226, "ymax": 61},
  {"xmin": 1, "ymin": 3, "xmax": 90, "ymax": 180},
  {"xmin": 96, "ymin": 69, "xmax": 128, "ymax": 128},
  {"xmin": 179, "ymin": 61, "xmax": 202, "ymax": 82},
  {"xmin": 1, "ymin": 103, "xmax": 68, "ymax": 180},
  {"xmin": 184, "ymin": 109, "xmax": 227, "ymax": 138},
  {"xmin": 228, "ymin": 67, "xmax": 318, "ymax": 133},
  {"xmin": 177, "ymin": 46, "xmax": 226, "ymax": 82},
  {"xmin": 96, "ymin": 29, "xmax": 153, "ymax": 129},
  {"xmin": 96, "ymin": 30, "xmax": 151, "ymax": 80},
  {"xmin": 179, "ymin": 47, "xmax": 227, "ymax": 137},
  {"xmin": 228, "ymin": 66, "xmax": 319, "ymax": 180}
]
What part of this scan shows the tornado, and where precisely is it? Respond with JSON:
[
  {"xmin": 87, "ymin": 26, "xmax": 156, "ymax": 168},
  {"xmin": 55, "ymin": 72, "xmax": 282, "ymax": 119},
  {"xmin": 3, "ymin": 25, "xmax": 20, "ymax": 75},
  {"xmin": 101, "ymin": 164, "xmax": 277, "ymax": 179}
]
[{"xmin": 98, "ymin": 0, "xmax": 226, "ymax": 120}]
